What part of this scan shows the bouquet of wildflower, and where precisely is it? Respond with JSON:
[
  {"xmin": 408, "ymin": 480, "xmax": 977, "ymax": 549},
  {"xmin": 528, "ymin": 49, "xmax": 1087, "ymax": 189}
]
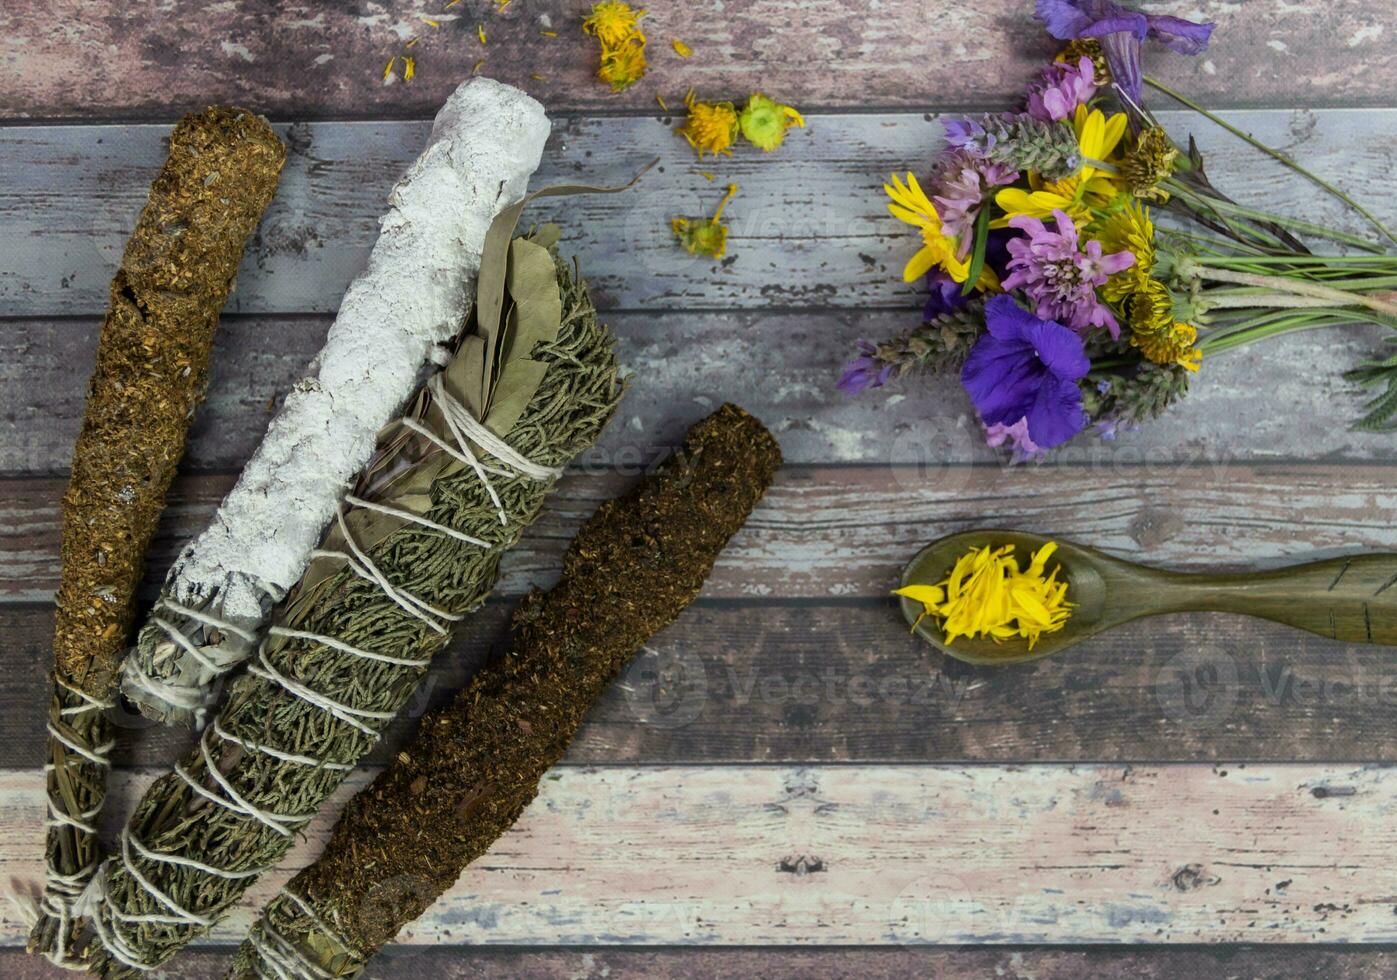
[{"xmin": 841, "ymin": 0, "xmax": 1397, "ymax": 457}]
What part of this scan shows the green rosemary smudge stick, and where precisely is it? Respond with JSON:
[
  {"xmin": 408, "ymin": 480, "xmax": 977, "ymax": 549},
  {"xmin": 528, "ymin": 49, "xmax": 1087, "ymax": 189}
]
[
  {"xmin": 27, "ymin": 106, "xmax": 284, "ymax": 969},
  {"xmin": 82, "ymin": 251, "xmax": 621, "ymax": 977},
  {"xmin": 229, "ymin": 404, "xmax": 782, "ymax": 980}
]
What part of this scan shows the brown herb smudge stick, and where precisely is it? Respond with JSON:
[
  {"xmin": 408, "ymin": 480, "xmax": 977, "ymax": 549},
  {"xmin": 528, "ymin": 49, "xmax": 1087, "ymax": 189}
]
[
  {"xmin": 30, "ymin": 106, "xmax": 284, "ymax": 967},
  {"xmin": 55, "ymin": 106, "xmax": 285, "ymax": 695},
  {"xmin": 232, "ymin": 404, "xmax": 781, "ymax": 978}
]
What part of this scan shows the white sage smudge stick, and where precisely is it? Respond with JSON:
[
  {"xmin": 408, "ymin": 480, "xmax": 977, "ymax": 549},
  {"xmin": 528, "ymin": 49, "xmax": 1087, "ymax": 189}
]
[{"xmin": 120, "ymin": 77, "xmax": 550, "ymax": 727}]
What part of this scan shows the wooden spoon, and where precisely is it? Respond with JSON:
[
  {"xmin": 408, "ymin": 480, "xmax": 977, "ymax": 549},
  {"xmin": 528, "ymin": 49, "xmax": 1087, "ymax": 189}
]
[{"xmin": 899, "ymin": 530, "xmax": 1397, "ymax": 666}]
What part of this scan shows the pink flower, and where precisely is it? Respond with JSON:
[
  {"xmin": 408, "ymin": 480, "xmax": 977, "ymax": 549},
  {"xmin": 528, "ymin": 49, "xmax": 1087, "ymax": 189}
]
[
  {"xmin": 1002, "ymin": 209, "xmax": 1135, "ymax": 336},
  {"xmin": 929, "ymin": 151, "xmax": 1019, "ymax": 256},
  {"xmin": 1026, "ymin": 56, "xmax": 1099, "ymax": 122},
  {"xmin": 985, "ymin": 417, "xmax": 1047, "ymax": 462}
]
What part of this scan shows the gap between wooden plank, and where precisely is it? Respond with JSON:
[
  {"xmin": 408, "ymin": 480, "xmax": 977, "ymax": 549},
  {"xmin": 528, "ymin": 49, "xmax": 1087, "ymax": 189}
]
[{"xmin": 0, "ymin": 945, "xmax": 1392, "ymax": 980}]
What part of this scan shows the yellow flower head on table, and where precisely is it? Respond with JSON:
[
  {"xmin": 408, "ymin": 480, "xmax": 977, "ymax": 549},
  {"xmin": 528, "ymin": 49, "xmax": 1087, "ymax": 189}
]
[
  {"xmin": 679, "ymin": 96, "xmax": 739, "ymax": 158},
  {"xmin": 584, "ymin": 2, "xmax": 648, "ymax": 92},
  {"xmin": 896, "ymin": 542, "xmax": 1073, "ymax": 650},
  {"xmin": 583, "ymin": 1, "xmax": 646, "ymax": 47},
  {"xmin": 672, "ymin": 183, "xmax": 739, "ymax": 259},
  {"xmin": 739, "ymin": 93, "xmax": 805, "ymax": 152},
  {"xmin": 597, "ymin": 37, "xmax": 648, "ymax": 92}
]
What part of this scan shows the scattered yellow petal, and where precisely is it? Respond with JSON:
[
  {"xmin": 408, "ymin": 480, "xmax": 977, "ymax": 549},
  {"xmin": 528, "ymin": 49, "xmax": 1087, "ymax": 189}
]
[
  {"xmin": 699, "ymin": 170, "xmax": 715, "ymax": 181},
  {"xmin": 478, "ymin": 24, "xmax": 487, "ymax": 43},
  {"xmin": 656, "ymin": 94, "xmax": 668, "ymax": 111},
  {"xmin": 420, "ymin": 16, "xmax": 440, "ymax": 27},
  {"xmin": 403, "ymin": 56, "xmax": 416, "ymax": 82},
  {"xmin": 671, "ymin": 39, "xmax": 693, "ymax": 58},
  {"xmin": 383, "ymin": 55, "xmax": 396, "ymax": 81},
  {"xmin": 897, "ymin": 543, "xmax": 1073, "ymax": 649},
  {"xmin": 405, "ymin": 37, "xmax": 419, "ymax": 47},
  {"xmin": 496, "ymin": 0, "xmax": 512, "ymax": 9},
  {"xmin": 445, "ymin": 0, "xmax": 461, "ymax": 6},
  {"xmin": 532, "ymin": 73, "xmax": 547, "ymax": 81},
  {"xmin": 542, "ymin": 30, "xmax": 558, "ymax": 37},
  {"xmin": 472, "ymin": 58, "xmax": 485, "ymax": 74}
]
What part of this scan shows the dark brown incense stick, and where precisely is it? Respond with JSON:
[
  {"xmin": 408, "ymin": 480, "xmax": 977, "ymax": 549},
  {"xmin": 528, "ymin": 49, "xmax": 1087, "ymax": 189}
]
[
  {"xmin": 29, "ymin": 106, "xmax": 284, "ymax": 968},
  {"xmin": 230, "ymin": 403, "xmax": 781, "ymax": 979}
]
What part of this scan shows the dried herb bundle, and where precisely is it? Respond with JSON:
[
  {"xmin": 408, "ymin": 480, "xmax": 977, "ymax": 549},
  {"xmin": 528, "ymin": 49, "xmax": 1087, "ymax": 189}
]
[
  {"xmin": 28, "ymin": 106, "xmax": 284, "ymax": 968},
  {"xmin": 82, "ymin": 249, "xmax": 621, "ymax": 977},
  {"xmin": 231, "ymin": 404, "xmax": 781, "ymax": 979},
  {"xmin": 121, "ymin": 78, "xmax": 551, "ymax": 728}
]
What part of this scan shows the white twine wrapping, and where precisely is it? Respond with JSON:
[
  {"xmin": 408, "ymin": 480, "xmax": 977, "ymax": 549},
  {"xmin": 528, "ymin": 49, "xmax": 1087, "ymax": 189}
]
[
  {"xmin": 91, "ymin": 384, "xmax": 559, "ymax": 974},
  {"xmin": 26, "ymin": 676, "xmax": 117, "ymax": 969}
]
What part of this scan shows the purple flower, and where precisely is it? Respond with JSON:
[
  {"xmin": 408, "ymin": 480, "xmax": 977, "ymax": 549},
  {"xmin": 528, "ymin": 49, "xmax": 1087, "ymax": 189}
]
[
  {"xmin": 1001, "ymin": 209, "xmax": 1134, "ymax": 336},
  {"xmin": 1035, "ymin": 0, "xmax": 1214, "ymax": 101},
  {"xmin": 942, "ymin": 114, "xmax": 1005, "ymax": 154},
  {"xmin": 1026, "ymin": 56, "xmax": 1099, "ymax": 122},
  {"xmin": 961, "ymin": 295, "xmax": 1091, "ymax": 450},
  {"xmin": 923, "ymin": 230, "xmax": 1016, "ymax": 320},
  {"xmin": 923, "ymin": 270, "xmax": 971, "ymax": 319},
  {"xmin": 838, "ymin": 340, "xmax": 894, "ymax": 395},
  {"xmin": 929, "ymin": 150, "xmax": 1019, "ymax": 254}
]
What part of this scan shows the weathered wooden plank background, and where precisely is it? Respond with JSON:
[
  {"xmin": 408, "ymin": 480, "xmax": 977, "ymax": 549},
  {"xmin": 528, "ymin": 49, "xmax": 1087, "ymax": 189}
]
[
  {"xmin": 4, "ymin": 766, "xmax": 1396, "ymax": 945},
  {"xmin": 1, "ymin": 0, "xmax": 1392, "ymax": 118},
  {"xmin": 3, "ymin": 1, "xmax": 1397, "ymax": 977}
]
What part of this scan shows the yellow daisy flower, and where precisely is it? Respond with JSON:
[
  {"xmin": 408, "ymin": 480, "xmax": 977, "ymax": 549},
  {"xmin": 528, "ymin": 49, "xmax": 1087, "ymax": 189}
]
[
  {"xmin": 884, "ymin": 172, "xmax": 970, "ymax": 283},
  {"xmin": 1094, "ymin": 200, "xmax": 1155, "ymax": 303},
  {"xmin": 1127, "ymin": 278, "xmax": 1203, "ymax": 372},
  {"xmin": 994, "ymin": 106, "xmax": 1127, "ymax": 225}
]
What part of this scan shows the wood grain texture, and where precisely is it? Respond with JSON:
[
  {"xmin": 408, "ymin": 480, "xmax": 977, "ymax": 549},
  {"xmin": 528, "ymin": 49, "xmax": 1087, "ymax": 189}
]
[
  {"xmin": 3, "ymin": 109, "xmax": 1394, "ymax": 317},
  {"xmin": 4, "ymin": 945, "xmax": 1393, "ymax": 979},
  {"xmin": 4, "ymin": 764, "xmax": 1396, "ymax": 945},
  {"xmin": 1, "ymin": 1, "xmax": 1393, "ymax": 120},
  {"xmin": 5, "ymin": 601, "xmax": 1397, "ymax": 767},
  {"xmin": 5, "ymin": 314, "xmax": 1395, "ymax": 472},
  {"xmin": 7, "ymin": 465, "xmax": 1397, "ymax": 603}
]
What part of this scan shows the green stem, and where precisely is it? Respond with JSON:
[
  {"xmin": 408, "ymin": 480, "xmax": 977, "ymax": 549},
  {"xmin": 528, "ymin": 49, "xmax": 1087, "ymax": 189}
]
[
  {"xmin": 1164, "ymin": 180, "xmax": 1387, "ymax": 252},
  {"xmin": 1193, "ymin": 265, "xmax": 1397, "ymax": 316},
  {"xmin": 1145, "ymin": 75, "xmax": 1397, "ymax": 247},
  {"xmin": 1200, "ymin": 312, "xmax": 1338, "ymax": 355},
  {"xmin": 1164, "ymin": 182, "xmax": 1292, "ymax": 251},
  {"xmin": 1204, "ymin": 293, "xmax": 1343, "ymax": 310}
]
